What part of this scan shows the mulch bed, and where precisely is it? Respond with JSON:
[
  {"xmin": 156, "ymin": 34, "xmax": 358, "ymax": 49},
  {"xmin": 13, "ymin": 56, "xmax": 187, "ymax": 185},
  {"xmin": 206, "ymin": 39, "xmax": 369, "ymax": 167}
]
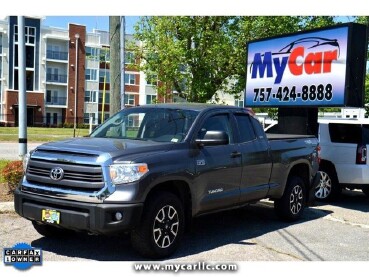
[{"xmin": 0, "ymin": 183, "xmax": 14, "ymax": 202}]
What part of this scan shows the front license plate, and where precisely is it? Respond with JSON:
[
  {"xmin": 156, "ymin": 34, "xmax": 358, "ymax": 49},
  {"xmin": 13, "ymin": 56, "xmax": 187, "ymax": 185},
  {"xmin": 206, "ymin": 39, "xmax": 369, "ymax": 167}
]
[{"xmin": 41, "ymin": 209, "xmax": 60, "ymax": 224}]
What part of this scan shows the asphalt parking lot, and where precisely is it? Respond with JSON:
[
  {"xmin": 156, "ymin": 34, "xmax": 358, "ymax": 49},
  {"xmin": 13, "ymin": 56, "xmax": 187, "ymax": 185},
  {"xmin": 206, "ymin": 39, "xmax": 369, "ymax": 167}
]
[{"xmin": 0, "ymin": 189, "xmax": 368, "ymax": 262}]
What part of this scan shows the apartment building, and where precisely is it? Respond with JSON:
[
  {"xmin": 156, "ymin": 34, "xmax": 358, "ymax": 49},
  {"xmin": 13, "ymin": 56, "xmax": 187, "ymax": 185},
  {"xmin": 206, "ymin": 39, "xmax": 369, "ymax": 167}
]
[{"xmin": 0, "ymin": 16, "xmax": 160, "ymax": 127}]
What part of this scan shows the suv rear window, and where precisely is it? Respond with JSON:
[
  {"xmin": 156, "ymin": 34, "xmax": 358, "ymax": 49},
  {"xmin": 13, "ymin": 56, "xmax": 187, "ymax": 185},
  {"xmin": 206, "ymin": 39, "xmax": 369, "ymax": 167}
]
[{"xmin": 329, "ymin": 123, "xmax": 369, "ymax": 144}]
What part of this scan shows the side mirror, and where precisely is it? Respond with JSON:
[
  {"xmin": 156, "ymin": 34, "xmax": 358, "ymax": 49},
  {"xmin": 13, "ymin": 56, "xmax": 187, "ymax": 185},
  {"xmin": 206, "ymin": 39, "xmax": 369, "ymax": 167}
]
[{"xmin": 195, "ymin": 131, "xmax": 229, "ymax": 146}]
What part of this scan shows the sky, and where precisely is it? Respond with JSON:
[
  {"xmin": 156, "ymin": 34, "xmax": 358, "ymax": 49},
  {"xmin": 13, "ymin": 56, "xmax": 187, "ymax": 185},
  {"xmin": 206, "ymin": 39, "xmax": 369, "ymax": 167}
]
[
  {"xmin": 41, "ymin": 16, "xmax": 356, "ymax": 36},
  {"xmin": 42, "ymin": 16, "xmax": 139, "ymax": 34}
]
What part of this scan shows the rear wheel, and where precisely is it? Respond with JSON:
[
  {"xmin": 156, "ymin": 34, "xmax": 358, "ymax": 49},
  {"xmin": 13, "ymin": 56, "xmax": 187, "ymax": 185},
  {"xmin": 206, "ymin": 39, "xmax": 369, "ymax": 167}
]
[
  {"xmin": 315, "ymin": 166, "xmax": 341, "ymax": 201},
  {"xmin": 32, "ymin": 221, "xmax": 74, "ymax": 238},
  {"xmin": 131, "ymin": 192, "xmax": 185, "ymax": 259},
  {"xmin": 275, "ymin": 176, "xmax": 306, "ymax": 222}
]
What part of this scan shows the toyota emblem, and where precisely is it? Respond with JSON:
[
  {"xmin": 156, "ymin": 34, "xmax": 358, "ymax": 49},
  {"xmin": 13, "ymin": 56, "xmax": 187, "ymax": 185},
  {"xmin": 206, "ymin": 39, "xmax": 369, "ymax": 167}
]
[{"xmin": 50, "ymin": 167, "xmax": 64, "ymax": 181}]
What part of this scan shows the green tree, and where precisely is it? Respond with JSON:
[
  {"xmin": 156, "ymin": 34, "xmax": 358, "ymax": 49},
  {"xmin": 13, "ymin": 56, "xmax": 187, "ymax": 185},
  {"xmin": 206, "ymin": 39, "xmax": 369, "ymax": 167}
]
[
  {"xmin": 355, "ymin": 17, "xmax": 369, "ymax": 115},
  {"xmin": 134, "ymin": 16, "xmax": 241, "ymax": 103},
  {"xmin": 134, "ymin": 16, "xmax": 337, "ymax": 104}
]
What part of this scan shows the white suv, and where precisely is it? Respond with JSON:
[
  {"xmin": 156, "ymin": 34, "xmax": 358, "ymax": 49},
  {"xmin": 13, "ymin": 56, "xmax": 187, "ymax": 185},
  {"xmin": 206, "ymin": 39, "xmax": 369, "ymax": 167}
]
[{"xmin": 317, "ymin": 118, "xmax": 369, "ymax": 200}]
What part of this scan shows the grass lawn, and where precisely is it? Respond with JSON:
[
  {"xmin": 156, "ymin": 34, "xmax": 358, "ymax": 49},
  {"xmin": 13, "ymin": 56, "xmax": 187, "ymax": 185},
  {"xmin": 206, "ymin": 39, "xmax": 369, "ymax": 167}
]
[
  {"xmin": 0, "ymin": 127, "xmax": 90, "ymax": 142},
  {"xmin": 0, "ymin": 160, "xmax": 10, "ymax": 183}
]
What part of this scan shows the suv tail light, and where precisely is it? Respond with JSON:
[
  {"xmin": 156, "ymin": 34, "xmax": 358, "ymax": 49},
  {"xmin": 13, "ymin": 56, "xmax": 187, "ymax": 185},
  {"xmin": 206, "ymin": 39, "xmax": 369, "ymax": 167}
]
[{"xmin": 356, "ymin": 144, "xmax": 367, "ymax": 164}]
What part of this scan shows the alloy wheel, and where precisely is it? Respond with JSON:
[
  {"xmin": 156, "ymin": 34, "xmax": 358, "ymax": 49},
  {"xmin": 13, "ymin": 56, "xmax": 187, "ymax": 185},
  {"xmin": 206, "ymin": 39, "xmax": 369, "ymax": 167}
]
[
  {"xmin": 153, "ymin": 205, "xmax": 179, "ymax": 249},
  {"xmin": 290, "ymin": 185, "xmax": 303, "ymax": 215},
  {"xmin": 315, "ymin": 171, "xmax": 332, "ymax": 199}
]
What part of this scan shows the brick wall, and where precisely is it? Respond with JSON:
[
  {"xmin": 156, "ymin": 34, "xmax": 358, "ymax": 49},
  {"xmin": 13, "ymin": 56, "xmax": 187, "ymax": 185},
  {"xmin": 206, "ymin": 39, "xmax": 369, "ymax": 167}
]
[
  {"xmin": 5, "ymin": 90, "xmax": 44, "ymax": 126},
  {"xmin": 67, "ymin": 24, "xmax": 86, "ymax": 124}
]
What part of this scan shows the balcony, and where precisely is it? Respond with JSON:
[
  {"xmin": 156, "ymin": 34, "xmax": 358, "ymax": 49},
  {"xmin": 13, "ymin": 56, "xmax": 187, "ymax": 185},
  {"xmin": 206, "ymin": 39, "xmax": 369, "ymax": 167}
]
[
  {"xmin": 45, "ymin": 97, "xmax": 67, "ymax": 106},
  {"xmin": 46, "ymin": 50, "xmax": 68, "ymax": 61},
  {"xmin": 46, "ymin": 73, "xmax": 67, "ymax": 84}
]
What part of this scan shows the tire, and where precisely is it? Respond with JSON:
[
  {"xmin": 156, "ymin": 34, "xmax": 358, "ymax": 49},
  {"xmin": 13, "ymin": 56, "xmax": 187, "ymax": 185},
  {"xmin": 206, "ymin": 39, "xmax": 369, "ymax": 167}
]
[
  {"xmin": 131, "ymin": 192, "xmax": 185, "ymax": 259},
  {"xmin": 362, "ymin": 188, "xmax": 369, "ymax": 198},
  {"xmin": 315, "ymin": 167, "xmax": 341, "ymax": 201},
  {"xmin": 32, "ymin": 221, "xmax": 73, "ymax": 238},
  {"xmin": 275, "ymin": 176, "xmax": 306, "ymax": 222}
]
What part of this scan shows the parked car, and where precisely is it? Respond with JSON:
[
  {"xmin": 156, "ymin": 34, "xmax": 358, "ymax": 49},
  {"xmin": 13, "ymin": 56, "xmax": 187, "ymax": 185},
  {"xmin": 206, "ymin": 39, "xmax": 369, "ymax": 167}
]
[
  {"xmin": 317, "ymin": 118, "xmax": 369, "ymax": 200},
  {"xmin": 265, "ymin": 118, "xmax": 369, "ymax": 201},
  {"xmin": 15, "ymin": 104, "xmax": 320, "ymax": 258}
]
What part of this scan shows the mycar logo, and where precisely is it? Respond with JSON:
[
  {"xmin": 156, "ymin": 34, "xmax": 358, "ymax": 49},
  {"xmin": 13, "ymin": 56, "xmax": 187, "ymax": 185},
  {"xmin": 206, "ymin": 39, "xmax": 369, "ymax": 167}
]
[{"xmin": 250, "ymin": 37, "xmax": 340, "ymax": 84}]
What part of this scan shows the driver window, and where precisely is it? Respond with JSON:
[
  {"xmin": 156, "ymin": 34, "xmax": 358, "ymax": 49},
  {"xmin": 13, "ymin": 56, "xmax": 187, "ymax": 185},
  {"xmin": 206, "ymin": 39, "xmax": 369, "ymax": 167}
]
[{"xmin": 197, "ymin": 114, "xmax": 232, "ymax": 144}]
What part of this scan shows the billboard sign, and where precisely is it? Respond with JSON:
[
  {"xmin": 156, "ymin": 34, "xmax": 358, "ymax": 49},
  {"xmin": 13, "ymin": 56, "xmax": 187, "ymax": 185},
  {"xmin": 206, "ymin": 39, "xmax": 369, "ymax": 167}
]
[{"xmin": 245, "ymin": 23, "xmax": 367, "ymax": 107}]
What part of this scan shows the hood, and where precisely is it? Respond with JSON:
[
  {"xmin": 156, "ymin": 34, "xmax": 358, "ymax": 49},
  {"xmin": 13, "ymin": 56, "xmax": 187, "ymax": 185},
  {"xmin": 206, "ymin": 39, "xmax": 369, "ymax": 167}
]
[{"xmin": 36, "ymin": 137, "xmax": 173, "ymax": 160}]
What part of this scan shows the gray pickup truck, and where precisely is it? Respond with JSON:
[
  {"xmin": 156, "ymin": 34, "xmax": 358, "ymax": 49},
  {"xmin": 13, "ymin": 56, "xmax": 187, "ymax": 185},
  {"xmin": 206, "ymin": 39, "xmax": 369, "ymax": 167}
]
[{"xmin": 15, "ymin": 103, "xmax": 320, "ymax": 258}]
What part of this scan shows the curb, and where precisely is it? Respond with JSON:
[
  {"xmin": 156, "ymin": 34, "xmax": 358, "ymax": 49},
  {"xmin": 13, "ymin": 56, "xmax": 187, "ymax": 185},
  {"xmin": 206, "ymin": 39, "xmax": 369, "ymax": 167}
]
[{"xmin": 0, "ymin": 202, "xmax": 15, "ymax": 214}]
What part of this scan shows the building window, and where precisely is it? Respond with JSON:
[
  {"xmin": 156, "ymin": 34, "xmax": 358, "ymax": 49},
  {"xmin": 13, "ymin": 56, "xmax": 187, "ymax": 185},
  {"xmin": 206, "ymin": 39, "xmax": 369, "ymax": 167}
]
[
  {"xmin": 98, "ymin": 112, "xmax": 110, "ymax": 124},
  {"xmin": 99, "ymin": 70, "xmax": 110, "ymax": 83},
  {"xmin": 47, "ymin": 44, "xmax": 68, "ymax": 60},
  {"xmin": 84, "ymin": 91, "xmax": 98, "ymax": 103},
  {"xmin": 53, "ymin": 113, "xmax": 58, "ymax": 125},
  {"xmin": 86, "ymin": 47, "xmax": 99, "ymax": 61},
  {"xmin": 99, "ymin": 92, "xmax": 110, "ymax": 104},
  {"xmin": 46, "ymin": 90, "xmax": 66, "ymax": 105},
  {"xmin": 146, "ymin": 74, "xmax": 158, "ymax": 86},
  {"xmin": 146, "ymin": 95, "xmax": 156, "ymax": 104},
  {"xmin": 85, "ymin": 69, "xmax": 98, "ymax": 81},
  {"xmin": 124, "ymin": 73, "xmax": 136, "ymax": 85},
  {"xmin": 46, "ymin": 113, "xmax": 51, "ymax": 125},
  {"xmin": 26, "ymin": 71, "xmax": 34, "ymax": 91},
  {"xmin": 124, "ymin": 94, "xmax": 135, "ymax": 106},
  {"xmin": 235, "ymin": 99, "xmax": 244, "ymax": 108},
  {"xmin": 125, "ymin": 51, "xmax": 135, "ymax": 64},
  {"xmin": 25, "ymin": 45, "xmax": 35, "ymax": 68},
  {"xmin": 13, "ymin": 25, "xmax": 36, "ymax": 91},
  {"xmin": 100, "ymin": 48, "xmax": 110, "ymax": 62},
  {"xmin": 84, "ymin": 113, "xmax": 97, "ymax": 124},
  {"xmin": 14, "ymin": 25, "xmax": 36, "ymax": 44}
]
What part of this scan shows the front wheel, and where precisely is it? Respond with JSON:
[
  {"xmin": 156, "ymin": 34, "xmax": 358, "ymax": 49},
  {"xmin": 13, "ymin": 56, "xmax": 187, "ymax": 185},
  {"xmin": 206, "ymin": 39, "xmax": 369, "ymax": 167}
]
[
  {"xmin": 131, "ymin": 192, "xmax": 185, "ymax": 259},
  {"xmin": 275, "ymin": 176, "xmax": 306, "ymax": 222}
]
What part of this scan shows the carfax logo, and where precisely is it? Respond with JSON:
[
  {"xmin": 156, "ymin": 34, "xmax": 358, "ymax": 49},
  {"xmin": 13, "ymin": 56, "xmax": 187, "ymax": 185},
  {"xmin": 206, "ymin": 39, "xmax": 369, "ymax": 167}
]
[{"xmin": 3, "ymin": 242, "xmax": 42, "ymax": 270}]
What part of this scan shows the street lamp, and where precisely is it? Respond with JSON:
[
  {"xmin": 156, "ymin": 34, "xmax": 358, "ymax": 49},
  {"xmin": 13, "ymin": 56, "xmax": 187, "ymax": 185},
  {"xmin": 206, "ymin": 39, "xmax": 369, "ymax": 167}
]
[{"xmin": 73, "ymin": 33, "xmax": 80, "ymax": 137}]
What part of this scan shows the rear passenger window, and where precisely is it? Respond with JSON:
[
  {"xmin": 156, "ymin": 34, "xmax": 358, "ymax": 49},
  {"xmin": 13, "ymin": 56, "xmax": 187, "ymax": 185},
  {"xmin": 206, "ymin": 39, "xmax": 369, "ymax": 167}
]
[
  {"xmin": 329, "ymin": 124, "xmax": 362, "ymax": 143},
  {"xmin": 250, "ymin": 117, "xmax": 267, "ymax": 139},
  {"xmin": 235, "ymin": 114, "xmax": 256, "ymax": 143}
]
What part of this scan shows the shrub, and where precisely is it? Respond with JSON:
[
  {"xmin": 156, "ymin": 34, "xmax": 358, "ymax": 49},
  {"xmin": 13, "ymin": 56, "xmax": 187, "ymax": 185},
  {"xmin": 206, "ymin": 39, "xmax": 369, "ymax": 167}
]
[
  {"xmin": 77, "ymin": 123, "xmax": 89, "ymax": 129},
  {"xmin": 62, "ymin": 122, "xmax": 74, "ymax": 128},
  {"xmin": 1, "ymin": 160, "xmax": 23, "ymax": 193}
]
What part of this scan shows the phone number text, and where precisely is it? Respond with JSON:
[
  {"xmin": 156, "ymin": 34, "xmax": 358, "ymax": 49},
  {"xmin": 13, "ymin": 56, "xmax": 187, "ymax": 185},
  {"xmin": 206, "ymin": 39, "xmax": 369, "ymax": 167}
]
[{"xmin": 253, "ymin": 84, "xmax": 333, "ymax": 103}]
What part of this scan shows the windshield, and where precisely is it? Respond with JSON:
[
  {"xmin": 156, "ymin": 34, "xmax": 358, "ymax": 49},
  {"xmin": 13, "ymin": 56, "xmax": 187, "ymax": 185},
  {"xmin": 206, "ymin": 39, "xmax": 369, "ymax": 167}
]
[{"xmin": 91, "ymin": 107, "xmax": 199, "ymax": 143}]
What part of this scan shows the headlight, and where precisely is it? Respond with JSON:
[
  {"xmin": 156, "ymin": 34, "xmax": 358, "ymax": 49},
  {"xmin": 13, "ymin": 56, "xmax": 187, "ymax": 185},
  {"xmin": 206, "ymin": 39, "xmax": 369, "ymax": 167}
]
[
  {"xmin": 23, "ymin": 152, "xmax": 31, "ymax": 173},
  {"xmin": 109, "ymin": 163, "xmax": 149, "ymax": 185}
]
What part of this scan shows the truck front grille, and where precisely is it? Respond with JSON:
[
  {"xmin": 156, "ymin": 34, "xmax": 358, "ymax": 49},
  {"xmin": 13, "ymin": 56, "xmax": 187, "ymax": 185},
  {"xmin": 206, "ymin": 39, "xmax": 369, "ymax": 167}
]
[{"xmin": 26, "ymin": 159, "xmax": 105, "ymax": 192}]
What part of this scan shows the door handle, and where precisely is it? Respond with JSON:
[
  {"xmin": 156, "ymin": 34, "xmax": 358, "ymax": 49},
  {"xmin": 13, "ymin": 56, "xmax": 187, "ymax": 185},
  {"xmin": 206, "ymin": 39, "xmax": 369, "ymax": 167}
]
[{"xmin": 230, "ymin": 151, "xmax": 241, "ymax": 158}]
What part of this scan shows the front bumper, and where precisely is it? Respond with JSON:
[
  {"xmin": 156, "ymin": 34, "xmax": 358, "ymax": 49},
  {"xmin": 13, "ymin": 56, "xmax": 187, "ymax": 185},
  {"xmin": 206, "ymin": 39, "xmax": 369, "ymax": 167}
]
[{"xmin": 14, "ymin": 189, "xmax": 143, "ymax": 235}]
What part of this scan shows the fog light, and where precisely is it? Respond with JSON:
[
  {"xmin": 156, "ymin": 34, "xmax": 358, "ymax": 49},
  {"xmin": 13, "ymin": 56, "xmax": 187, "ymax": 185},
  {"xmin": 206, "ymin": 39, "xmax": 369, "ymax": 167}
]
[{"xmin": 115, "ymin": 212, "xmax": 123, "ymax": 221}]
